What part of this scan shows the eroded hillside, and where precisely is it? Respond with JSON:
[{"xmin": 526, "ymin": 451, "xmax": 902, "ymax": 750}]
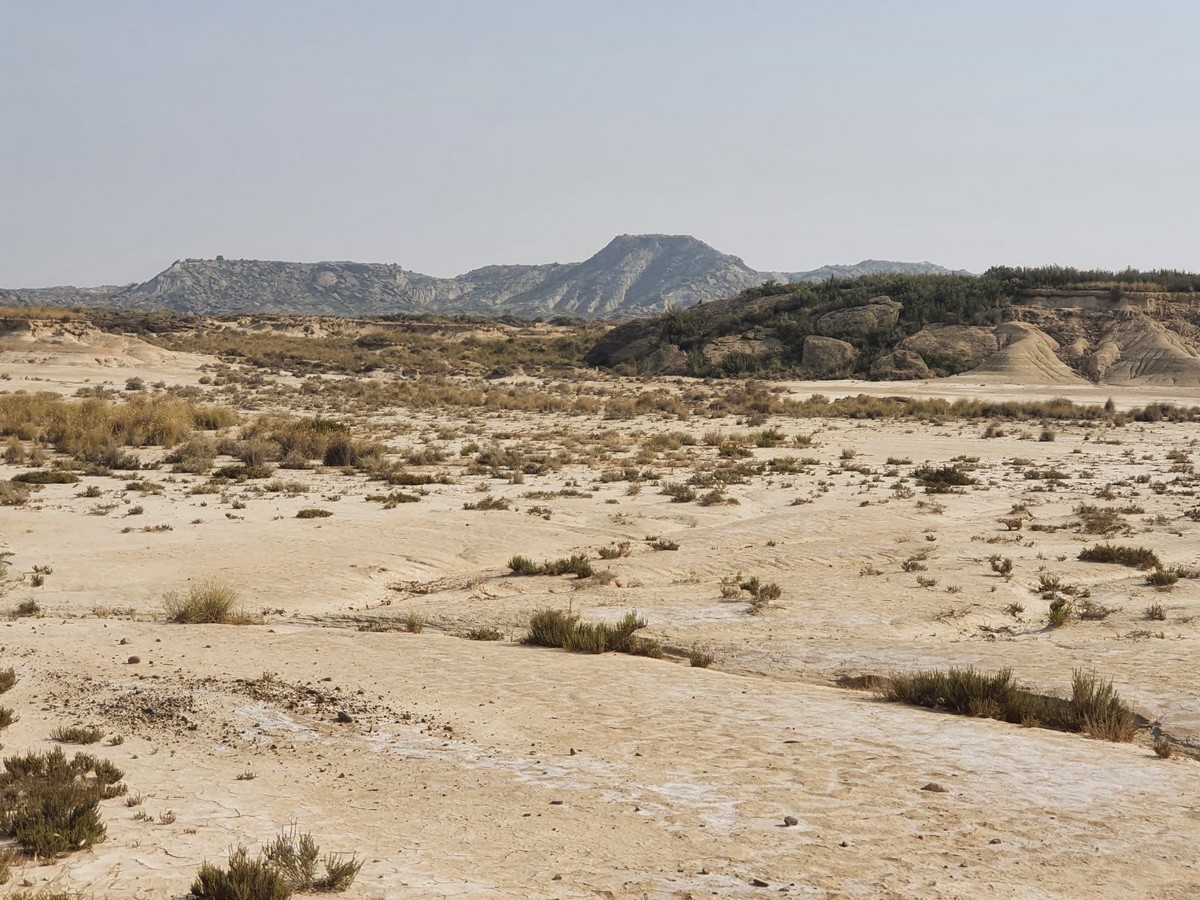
[{"xmin": 587, "ymin": 272, "xmax": 1200, "ymax": 386}]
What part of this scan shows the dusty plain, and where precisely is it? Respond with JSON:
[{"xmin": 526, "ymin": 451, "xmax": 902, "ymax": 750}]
[{"xmin": 1, "ymin": 320, "xmax": 1199, "ymax": 899}]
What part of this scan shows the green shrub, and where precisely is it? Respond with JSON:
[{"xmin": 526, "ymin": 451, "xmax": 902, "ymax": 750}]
[
  {"xmin": 506, "ymin": 555, "xmax": 541, "ymax": 576},
  {"xmin": 912, "ymin": 464, "xmax": 975, "ymax": 493},
  {"xmin": 1146, "ymin": 568, "xmax": 1180, "ymax": 588},
  {"xmin": 0, "ymin": 746, "xmax": 122, "ymax": 858},
  {"xmin": 660, "ymin": 482, "xmax": 697, "ymax": 503},
  {"xmin": 12, "ymin": 471, "xmax": 78, "ymax": 485},
  {"xmin": 214, "ymin": 464, "xmax": 273, "ymax": 480},
  {"xmin": 877, "ymin": 666, "xmax": 1135, "ymax": 740},
  {"xmin": 524, "ymin": 609, "xmax": 581, "ymax": 648},
  {"xmin": 540, "ymin": 554, "xmax": 593, "ymax": 578},
  {"xmin": 597, "ymin": 542, "xmax": 632, "ymax": 560},
  {"xmin": 523, "ymin": 609, "xmax": 660, "ymax": 657},
  {"xmin": 1078, "ymin": 544, "xmax": 1162, "ymax": 570},
  {"xmin": 1046, "ymin": 596, "xmax": 1074, "ymax": 627},
  {"xmin": 296, "ymin": 508, "xmax": 333, "ymax": 519},
  {"xmin": 463, "ymin": 627, "xmax": 503, "ymax": 641},
  {"xmin": 463, "ymin": 496, "xmax": 510, "ymax": 511},
  {"xmin": 49, "ymin": 725, "xmax": 103, "ymax": 745},
  {"xmin": 507, "ymin": 554, "xmax": 592, "ymax": 578},
  {"xmin": 192, "ymin": 847, "xmax": 292, "ymax": 900}
]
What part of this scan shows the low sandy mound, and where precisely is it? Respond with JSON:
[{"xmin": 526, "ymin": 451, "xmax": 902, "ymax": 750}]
[
  {"xmin": 960, "ymin": 322, "xmax": 1087, "ymax": 385},
  {"xmin": 1087, "ymin": 316, "xmax": 1200, "ymax": 386},
  {"xmin": 0, "ymin": 319, "xmax": 196, "ymax": 368}
]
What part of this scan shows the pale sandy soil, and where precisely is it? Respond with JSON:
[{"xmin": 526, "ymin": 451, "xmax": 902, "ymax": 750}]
[{"xmin": 2, "ymin": 345, "xmax": 1200, "ymax": 898}]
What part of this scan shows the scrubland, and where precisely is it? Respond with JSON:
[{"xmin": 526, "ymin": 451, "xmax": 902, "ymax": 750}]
[{"xmin": 1, "ymin": 319, "xmax": 1199, "ymax": 897}]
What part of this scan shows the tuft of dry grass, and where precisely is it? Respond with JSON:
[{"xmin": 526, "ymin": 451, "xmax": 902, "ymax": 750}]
[
  {"xmin": 164, "ymin": 582, "xmax": 258, "ymax": 625},
  {"xmin": 49, "ymin": 725, "xmax": 103, "ymax": 745}
]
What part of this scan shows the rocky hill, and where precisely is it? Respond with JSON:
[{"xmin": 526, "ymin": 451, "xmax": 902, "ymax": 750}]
[
  {"xmin": 585, "ymin": 269, "xmax": 1200, "ymax": 386},
  {"xmin": 0, "ymin": 235, "xmax": 960, "ymax": 320}
]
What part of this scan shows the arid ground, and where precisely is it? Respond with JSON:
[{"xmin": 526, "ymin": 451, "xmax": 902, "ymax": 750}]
[{"xmin": 1, "ymin": 320, "xmax": 1199, "ymax": 898}]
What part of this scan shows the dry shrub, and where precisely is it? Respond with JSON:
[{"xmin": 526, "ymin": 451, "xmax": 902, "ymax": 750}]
[{"xmin": 0, "ymin": 393, "xmax": 234, "ymax": 458}]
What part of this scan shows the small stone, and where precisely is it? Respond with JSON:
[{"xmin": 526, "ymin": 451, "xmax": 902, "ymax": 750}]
[
  {"xmin": 750, "ymin": 878, "xmax": 769, "ymax": 887},
  {"xmin": 783, "ymin": 815, "xmax": 799, "ymax": 827},
  {"xmin": 336, "ymin": 710, "xmax": 353, "ymax": 724},
  {"xmin": 988, "ymin": 838, "xmax": 1002, "ymax": 845},
  {"xmin": 127, "ymin": 656, "xmax": 141, "ymax": 664},
  {"xmin": 839, "ymin": 840, "xmax": 850, "ymax": 848},
  {"xmin": 921, "ymin": 782, "xmax": 949, "ymax": 793}
]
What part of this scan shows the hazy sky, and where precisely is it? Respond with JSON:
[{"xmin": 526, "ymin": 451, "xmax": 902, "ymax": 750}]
[{"xmin": 2, "ymin": 1, "xmax": 1197, "ymax": 286}]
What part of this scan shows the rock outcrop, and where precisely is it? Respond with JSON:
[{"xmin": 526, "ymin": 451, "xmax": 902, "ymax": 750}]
[
  {"xmin": 868, "ymin": 349, "xmax": 934, "ymax": 380},
  {"xmin": 899, "ymin": 325, "xmax": 999, "ymax": 375},
  {"xmin": 960, "ymin": 322, "xmax": 1086, "ymax": 385},
  {"xmin": 1086, "ymin": 316, "xmax": 1200, "ymax": 385},
  {"xmin": 702, "ymin": 329, "xmax": 785, "ymax": 367},
  {"xmin": 815, "ymin": 296, "xmax": 902, "ymax": 337},
  {"xmin": 801, "ymin": 336, "xmax": 858, "ymax": 377}
]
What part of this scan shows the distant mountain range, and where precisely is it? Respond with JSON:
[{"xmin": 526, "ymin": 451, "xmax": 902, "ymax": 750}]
[{"xmin": 0, "ymin": 235, "xmax": 966, "ymax": 319}]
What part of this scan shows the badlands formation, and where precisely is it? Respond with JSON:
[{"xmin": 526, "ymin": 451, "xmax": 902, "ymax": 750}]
[{"xmin": 0, "ymin": 311, "xmax": 1198, "ymax": 898}]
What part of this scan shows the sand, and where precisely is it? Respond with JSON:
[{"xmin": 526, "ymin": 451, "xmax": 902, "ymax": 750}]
[{"xmin": 2, "ymin": 343, "xmax": 1200, "ymax": 898}]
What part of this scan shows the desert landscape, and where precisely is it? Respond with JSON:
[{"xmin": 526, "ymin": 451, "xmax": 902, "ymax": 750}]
[{"xmin": 0, "ymin": 300, "xmax": 1198, "ymax": 899}]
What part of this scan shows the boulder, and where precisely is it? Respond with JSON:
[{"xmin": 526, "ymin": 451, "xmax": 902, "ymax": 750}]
[
  {"xmin": 899, "ymin": 325, "xmax": 999, "ymax": 375},
  {"xmin": 701, "ymin": 328, "xmax": 784, "ymax": 367},
  {"xmin": 816, "ymin": 296, "xmax": 902, "ymax": 337},
  {"xmin": 638, "ymin": 343, "xmax": 690, "ymax": 376},
  {"xmin": 801, "ymin": 336, "xmax": 858, "ymax": 377},
  {"xmin": 868, "ymin": 349, "xmax": 933, "ymax": 381}
]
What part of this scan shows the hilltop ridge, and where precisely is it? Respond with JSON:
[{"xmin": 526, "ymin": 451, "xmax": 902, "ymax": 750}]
[{"xmin": 0, "ymin": 235, "xmax": 960, "ymax": 319}]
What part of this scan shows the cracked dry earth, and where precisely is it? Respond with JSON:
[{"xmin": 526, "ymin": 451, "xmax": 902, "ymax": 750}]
[{"xmin": 2, "ymin": 355, "xmax": 1200, "ymax": 897}]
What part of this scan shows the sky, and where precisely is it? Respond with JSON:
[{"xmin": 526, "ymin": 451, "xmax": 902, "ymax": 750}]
[{"xmin": 2, "ymin": 0, "xmax": 1198, "ymax": 287}]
